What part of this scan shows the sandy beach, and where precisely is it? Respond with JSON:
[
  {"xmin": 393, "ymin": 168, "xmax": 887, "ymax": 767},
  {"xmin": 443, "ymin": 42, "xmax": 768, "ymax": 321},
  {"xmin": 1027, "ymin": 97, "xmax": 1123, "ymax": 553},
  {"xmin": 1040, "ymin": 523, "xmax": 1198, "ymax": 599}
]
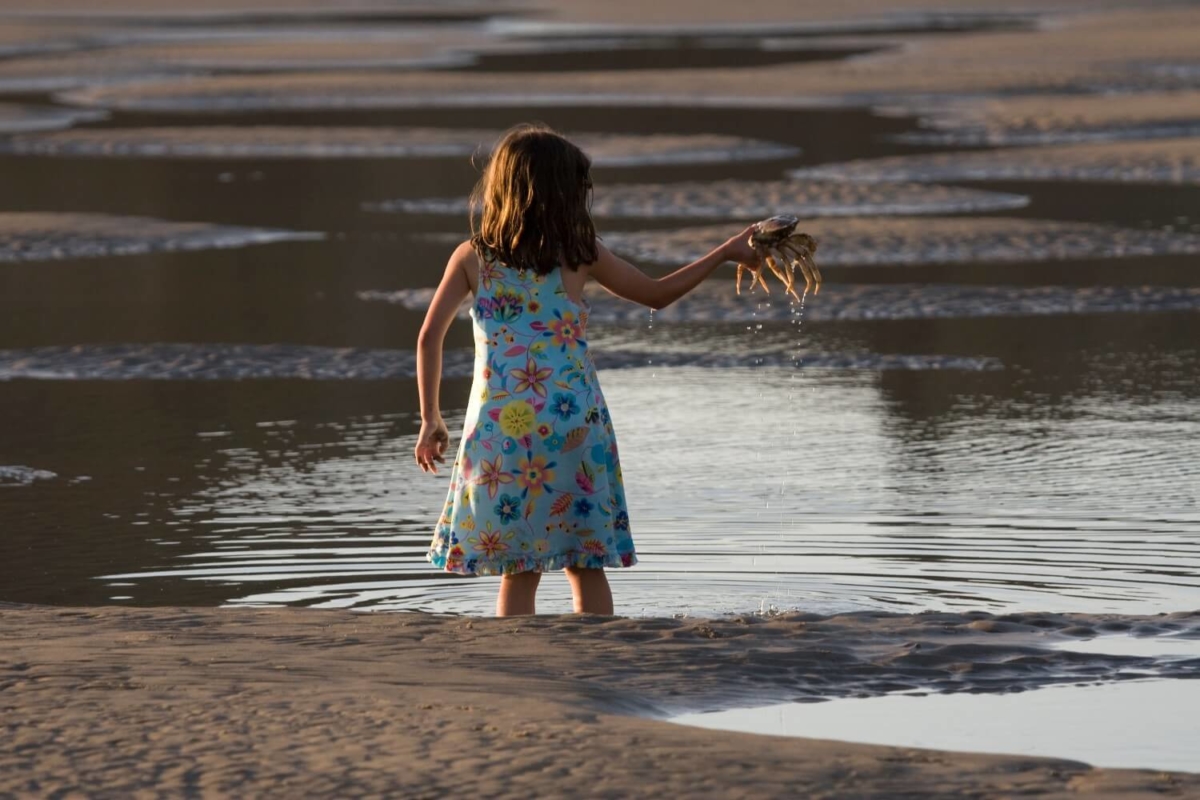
[
  {"xmin": 2, "ymin": 0, "xmax": 1199, "ymax": 794},
  {"xmin": 4, "ymin": 604, "xmax": 1199, "ymax": 797}
]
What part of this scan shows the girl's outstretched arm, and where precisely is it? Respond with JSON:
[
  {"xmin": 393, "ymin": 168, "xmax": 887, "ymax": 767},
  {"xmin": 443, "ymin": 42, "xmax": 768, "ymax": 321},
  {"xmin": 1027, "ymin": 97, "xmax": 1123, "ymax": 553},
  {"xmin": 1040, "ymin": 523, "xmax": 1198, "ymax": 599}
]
[
  {"xmin": 589, "ymin": 226, "xmax": 759, "ymax": 310},
  {"xmin": 415, "ymin": 242, "xmax": 473, "ymax": 474}
]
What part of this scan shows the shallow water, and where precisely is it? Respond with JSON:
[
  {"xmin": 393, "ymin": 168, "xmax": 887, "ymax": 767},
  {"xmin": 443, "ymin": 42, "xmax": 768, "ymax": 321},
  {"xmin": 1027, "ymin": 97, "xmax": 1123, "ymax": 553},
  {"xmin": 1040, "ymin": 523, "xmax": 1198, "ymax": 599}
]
[
  {"xmin": 672, "ymin": 678, "xmax": 1200, "ymax": 773},
  {"xmin": 0, "ymin": 13, "xmax": 1197, "ymax": 623}
]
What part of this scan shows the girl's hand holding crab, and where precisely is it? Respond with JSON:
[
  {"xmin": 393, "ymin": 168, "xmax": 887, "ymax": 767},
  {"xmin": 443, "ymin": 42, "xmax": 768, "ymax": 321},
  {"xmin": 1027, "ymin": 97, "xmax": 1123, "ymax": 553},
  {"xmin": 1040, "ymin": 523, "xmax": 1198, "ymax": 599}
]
[
  {"xmin": 415, "ymin": 418, "xmax": 450, "ymax": 473},
  {"xmin": 720, "ymin": 225, "xmax": 761, "ymax": 267}
]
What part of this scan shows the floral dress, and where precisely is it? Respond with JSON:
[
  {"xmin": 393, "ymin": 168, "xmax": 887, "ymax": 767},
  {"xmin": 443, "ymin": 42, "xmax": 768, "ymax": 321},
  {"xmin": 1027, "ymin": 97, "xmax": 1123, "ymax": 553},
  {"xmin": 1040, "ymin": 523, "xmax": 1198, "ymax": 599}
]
[{"xmin": 427, "ymin": 254, "xmax": 637, "ymax": 576}]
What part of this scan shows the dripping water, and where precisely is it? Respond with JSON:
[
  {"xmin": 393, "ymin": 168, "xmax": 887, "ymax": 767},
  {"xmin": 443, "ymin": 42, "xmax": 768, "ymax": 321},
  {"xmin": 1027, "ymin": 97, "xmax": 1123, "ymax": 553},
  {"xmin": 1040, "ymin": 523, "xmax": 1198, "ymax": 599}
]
[{"xmin": 647, "ymin": 307, "xmax": 655, "ymax": 377}]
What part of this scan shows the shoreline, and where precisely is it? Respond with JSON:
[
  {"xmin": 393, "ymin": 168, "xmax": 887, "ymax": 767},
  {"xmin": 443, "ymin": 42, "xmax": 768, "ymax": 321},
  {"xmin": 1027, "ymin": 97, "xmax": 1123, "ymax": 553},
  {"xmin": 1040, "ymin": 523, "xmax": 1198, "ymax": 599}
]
[{"xmin": 4, "ymin": 603, "xmax": 1199, "ymax": 796}]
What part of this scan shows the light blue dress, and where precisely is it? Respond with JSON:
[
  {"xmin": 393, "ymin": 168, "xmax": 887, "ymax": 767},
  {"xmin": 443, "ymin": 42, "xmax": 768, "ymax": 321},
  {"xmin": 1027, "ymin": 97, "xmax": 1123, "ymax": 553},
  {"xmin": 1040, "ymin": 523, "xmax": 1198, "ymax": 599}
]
[{"xmin": 427, "ymin": 254, "xmax": 637, "ymax": 576}]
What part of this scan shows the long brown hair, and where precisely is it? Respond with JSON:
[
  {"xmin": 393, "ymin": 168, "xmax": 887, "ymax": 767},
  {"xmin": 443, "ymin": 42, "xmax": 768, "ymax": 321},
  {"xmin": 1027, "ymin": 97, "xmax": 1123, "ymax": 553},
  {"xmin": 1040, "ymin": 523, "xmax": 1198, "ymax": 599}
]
[{"xmin": 469, "ymin": 124, "xmax": 598, "ymax": 274}]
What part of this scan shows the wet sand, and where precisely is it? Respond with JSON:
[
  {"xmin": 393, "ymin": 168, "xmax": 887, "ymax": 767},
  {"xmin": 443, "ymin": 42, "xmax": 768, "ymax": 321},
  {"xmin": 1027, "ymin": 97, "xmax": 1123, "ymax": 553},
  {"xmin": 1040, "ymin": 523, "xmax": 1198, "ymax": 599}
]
[
  {"xmin": 601, "ymin": 216, "xmax": 1200, "ymax": 267},
  {"xmin": 55, "ymin": 6, "xmax": 1200, "ymax": 112},
  {"xmin": 0, "ymin": 126, "xmax": 797, "ymax": 165},
  {"xmin": 793, "ymin": 138, "xmax": 1200, "ymax": 186},
  {"xmin": 380, "ymin": 178, "xmax": 1027, "ymax": 218},
  {"xmin": 2, "ymin": 0, "xmax": 1199, "ymax": 795},
  {"xmin": 3, "ymin": 604, "xmax": 1199, "ymax": 797}
]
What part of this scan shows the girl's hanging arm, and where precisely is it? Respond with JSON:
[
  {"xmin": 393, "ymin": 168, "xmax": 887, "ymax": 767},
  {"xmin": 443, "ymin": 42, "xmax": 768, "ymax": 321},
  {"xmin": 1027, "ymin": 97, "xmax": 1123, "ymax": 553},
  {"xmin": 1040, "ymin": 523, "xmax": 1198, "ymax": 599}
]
[
  {"xmin": 415, "ymin": 243, "xmax": 474, "ymax": 474},
  {"xmin": 589, "ymin": 227, "xmax": 760, "ymax": 310}
]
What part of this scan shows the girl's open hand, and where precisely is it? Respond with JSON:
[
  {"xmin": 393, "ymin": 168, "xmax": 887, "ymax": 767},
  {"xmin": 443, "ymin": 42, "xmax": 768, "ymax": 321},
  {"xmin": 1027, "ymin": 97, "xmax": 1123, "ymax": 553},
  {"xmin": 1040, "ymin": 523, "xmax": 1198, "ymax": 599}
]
[
  {"xmin": 415, "ymin": 418, "xmax": 450, "ymax": 473},
  {"xmin": 720, "ymin": 225, "xmax": 760, "ymax": 266}
]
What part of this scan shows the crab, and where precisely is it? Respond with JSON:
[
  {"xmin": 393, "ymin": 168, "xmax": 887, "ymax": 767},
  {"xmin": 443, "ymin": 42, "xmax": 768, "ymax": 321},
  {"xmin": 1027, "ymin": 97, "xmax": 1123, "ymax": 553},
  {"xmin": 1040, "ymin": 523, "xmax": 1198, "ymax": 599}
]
[{"xmin": 735, "ymin": 215, "xmax": 822, "ymax": 301}]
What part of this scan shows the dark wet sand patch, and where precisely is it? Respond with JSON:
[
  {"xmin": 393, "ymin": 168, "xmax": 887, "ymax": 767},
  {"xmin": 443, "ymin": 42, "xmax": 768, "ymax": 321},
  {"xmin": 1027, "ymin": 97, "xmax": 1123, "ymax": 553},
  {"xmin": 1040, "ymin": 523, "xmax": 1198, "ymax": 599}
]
[{"xmin": 450, "ymin": 40, "xmax": 879, "ymax": 73}]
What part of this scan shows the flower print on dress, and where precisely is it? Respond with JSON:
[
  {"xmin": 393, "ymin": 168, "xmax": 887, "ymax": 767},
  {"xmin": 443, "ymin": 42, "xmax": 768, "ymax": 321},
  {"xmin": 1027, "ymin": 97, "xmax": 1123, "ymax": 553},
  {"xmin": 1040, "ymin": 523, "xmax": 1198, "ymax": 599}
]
[
  {"xmin": 511, "ymin": 358, "xmax": 553, "ymax": 398},
  {"xmin": 515, "ymin": 453, "xmax": 555, "ymax": 498},
  {"xmin": 427, "ymin": 256, "xmax": 635, "ymax": 577},
  {"xmin": 493, "ymin": 287, "xmax": 525, "ymax": 322},
  {"xmin": 478, "ymin": 259, "xmax": 500, "ymax": 290},
  {"xmin": 475, "ymin": 454, "xmax": 514, "ymax": 500},
  {"xmin": 547, "ymin": 310, "xmax": 583, "ymax": 351},
  {"xmin": 498, "ymin": 400, "xmax": 535, "ymax": 438},
  {"xmin": 494, "ymin": 494, "xmax": 522, "ymax": 524},
  {"xmin": 551, "ymin": 392, "xmax": 580, "ymax": 421},
  {"xmin": 469, "ymin": 522, "xmax": 514, "ymax": 559}
]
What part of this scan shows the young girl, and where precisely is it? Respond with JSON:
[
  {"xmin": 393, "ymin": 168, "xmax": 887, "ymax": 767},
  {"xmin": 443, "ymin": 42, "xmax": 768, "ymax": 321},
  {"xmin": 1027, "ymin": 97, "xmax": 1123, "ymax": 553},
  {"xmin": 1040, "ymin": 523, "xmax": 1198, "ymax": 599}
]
[{"xmin": 416, "ymin": 124, "xmax": 760, "ymax": 617}]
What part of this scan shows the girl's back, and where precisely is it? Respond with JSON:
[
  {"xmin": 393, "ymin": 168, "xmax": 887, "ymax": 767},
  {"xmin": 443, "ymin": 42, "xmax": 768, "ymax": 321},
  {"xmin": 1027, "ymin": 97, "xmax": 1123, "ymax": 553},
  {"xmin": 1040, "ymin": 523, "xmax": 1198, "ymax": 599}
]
[
  {"xmin": 428, "ymin": 249, "xmax": 634, "ymax": 577},
  {"xmin": 414, "ymin": 122, "xmax": 759, "ymax": 615}
]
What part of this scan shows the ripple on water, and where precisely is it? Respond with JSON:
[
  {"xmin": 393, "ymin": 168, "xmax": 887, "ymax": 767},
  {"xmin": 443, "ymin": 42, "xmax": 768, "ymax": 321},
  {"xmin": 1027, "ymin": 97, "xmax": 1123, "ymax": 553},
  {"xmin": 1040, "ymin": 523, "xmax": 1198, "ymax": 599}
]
[
  {"xmin": 91, "ymin": 367, "xmax": 1200, "ymax": 615},
  {"xmin": 359, "ymin": 284, "xmax": 1200, "ymax": 323},
  {"xmin": 367, "ymin": 179, "xmax": 1028, "ymax": 219},
  {"xmin": 0, "ymin": 343, "xmax": 998, "ymax": 381}
]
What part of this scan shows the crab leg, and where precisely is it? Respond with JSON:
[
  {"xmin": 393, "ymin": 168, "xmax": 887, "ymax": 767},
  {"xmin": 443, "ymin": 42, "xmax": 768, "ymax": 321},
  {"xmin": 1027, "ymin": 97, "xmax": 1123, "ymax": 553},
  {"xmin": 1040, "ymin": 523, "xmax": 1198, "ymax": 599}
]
[
  {"xmin": 769, "ymin": 248, "xmax": 803, "ymax": 301},
  {"xmin": 749, "ymin": 247, "xmax": 772, "ymax": 294},
  {"xmin": 779, "ymin": 242, "xmax": 818, "ymax": 296},
  {"xmin": 735, "ymin": 263, "xmax": 753, "ymax": 295},
  {"xmin": 806, "ymin": 254, "xmax": 823, "ymax": 293},
  {"xmin": 764, "ymin": 251, "xmax": 790, "ymax": 291},
  {"xmin": 786, "ymin": 235, "xmax": 822, "ymax": 295}
]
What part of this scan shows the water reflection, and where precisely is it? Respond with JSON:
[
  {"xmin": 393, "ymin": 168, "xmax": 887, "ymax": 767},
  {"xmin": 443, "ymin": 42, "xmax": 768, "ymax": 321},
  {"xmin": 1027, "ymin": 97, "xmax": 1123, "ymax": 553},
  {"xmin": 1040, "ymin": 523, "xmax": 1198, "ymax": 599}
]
[
  {"xmin": 672, "ymin": 679, "xmax": 1200, "ymax": 773},
  {"xmin": 0, "ymin": 17, "xmax": 1196, "ymax": 619},
  {"xmin": 72, "ymin": 363, "xmax": 1200, "ymax": 616}
]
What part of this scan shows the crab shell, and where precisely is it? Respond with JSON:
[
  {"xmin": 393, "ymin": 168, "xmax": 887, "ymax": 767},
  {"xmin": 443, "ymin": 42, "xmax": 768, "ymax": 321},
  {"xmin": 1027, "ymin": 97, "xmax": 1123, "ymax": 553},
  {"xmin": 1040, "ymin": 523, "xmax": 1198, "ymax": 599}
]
[{"xmin": 749, "ymin": 214, "xmax": 799, "ymax": 247}]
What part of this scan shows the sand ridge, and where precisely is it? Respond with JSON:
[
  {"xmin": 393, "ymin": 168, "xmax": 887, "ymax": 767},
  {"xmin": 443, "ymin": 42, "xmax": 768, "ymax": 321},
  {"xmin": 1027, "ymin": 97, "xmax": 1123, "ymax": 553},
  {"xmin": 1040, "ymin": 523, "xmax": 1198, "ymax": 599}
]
[
  {"xmin": 53, "ymin": 6, "xmax": 1200, "ymax": 116},
  {"xmin": 0, "ymin": 126, "xmax": 798, "ymax": 165},
  {"xmin": 377, "ymin": 179, "xmax": 1028, "ymax": 219},
  {"xmin": 2, "ymin": 604, "xmax": 1198, "ymax": 797},
  {"xmin": 792, "ymin": 138, "xmax": 1200, "ymax": 185}
]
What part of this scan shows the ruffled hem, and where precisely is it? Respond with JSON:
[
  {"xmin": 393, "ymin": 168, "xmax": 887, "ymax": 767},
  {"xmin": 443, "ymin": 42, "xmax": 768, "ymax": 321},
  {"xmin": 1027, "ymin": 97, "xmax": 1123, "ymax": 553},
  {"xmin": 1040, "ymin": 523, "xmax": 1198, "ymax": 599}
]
[{"xmin": 427, "ymin": 547, "xmax": 637, "ymax": 577}]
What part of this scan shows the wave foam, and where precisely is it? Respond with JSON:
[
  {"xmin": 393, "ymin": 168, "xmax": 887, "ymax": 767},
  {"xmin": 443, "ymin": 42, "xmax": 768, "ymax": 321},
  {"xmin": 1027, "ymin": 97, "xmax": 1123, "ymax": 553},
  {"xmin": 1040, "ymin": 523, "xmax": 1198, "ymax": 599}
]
[
  {"xmin": 0, "ymin": 465, "xmax": 57, "ymax": 487},
  {"xmin": 0, "ymin": 213, "xmax": 322, "ymax": 264}
]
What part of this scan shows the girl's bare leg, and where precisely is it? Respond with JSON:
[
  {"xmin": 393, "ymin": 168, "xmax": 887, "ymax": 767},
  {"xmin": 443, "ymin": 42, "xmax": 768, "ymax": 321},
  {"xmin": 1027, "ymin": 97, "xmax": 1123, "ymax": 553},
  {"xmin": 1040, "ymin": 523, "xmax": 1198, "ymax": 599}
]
[
  {"xmin": 565, "ymin": 567, "xmax": 613, "ymax": 615},
  {"xmin": 496, "ymin": 571, "xmax": 541, "ymax": 616}
]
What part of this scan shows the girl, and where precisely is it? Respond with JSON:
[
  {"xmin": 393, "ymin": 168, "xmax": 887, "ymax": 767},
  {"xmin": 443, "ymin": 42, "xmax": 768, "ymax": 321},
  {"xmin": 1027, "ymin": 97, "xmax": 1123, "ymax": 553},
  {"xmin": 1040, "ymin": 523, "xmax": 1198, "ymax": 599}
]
[{"xmin": 416, "ymin": 124, "xmax": 760, "ymax": 617}]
